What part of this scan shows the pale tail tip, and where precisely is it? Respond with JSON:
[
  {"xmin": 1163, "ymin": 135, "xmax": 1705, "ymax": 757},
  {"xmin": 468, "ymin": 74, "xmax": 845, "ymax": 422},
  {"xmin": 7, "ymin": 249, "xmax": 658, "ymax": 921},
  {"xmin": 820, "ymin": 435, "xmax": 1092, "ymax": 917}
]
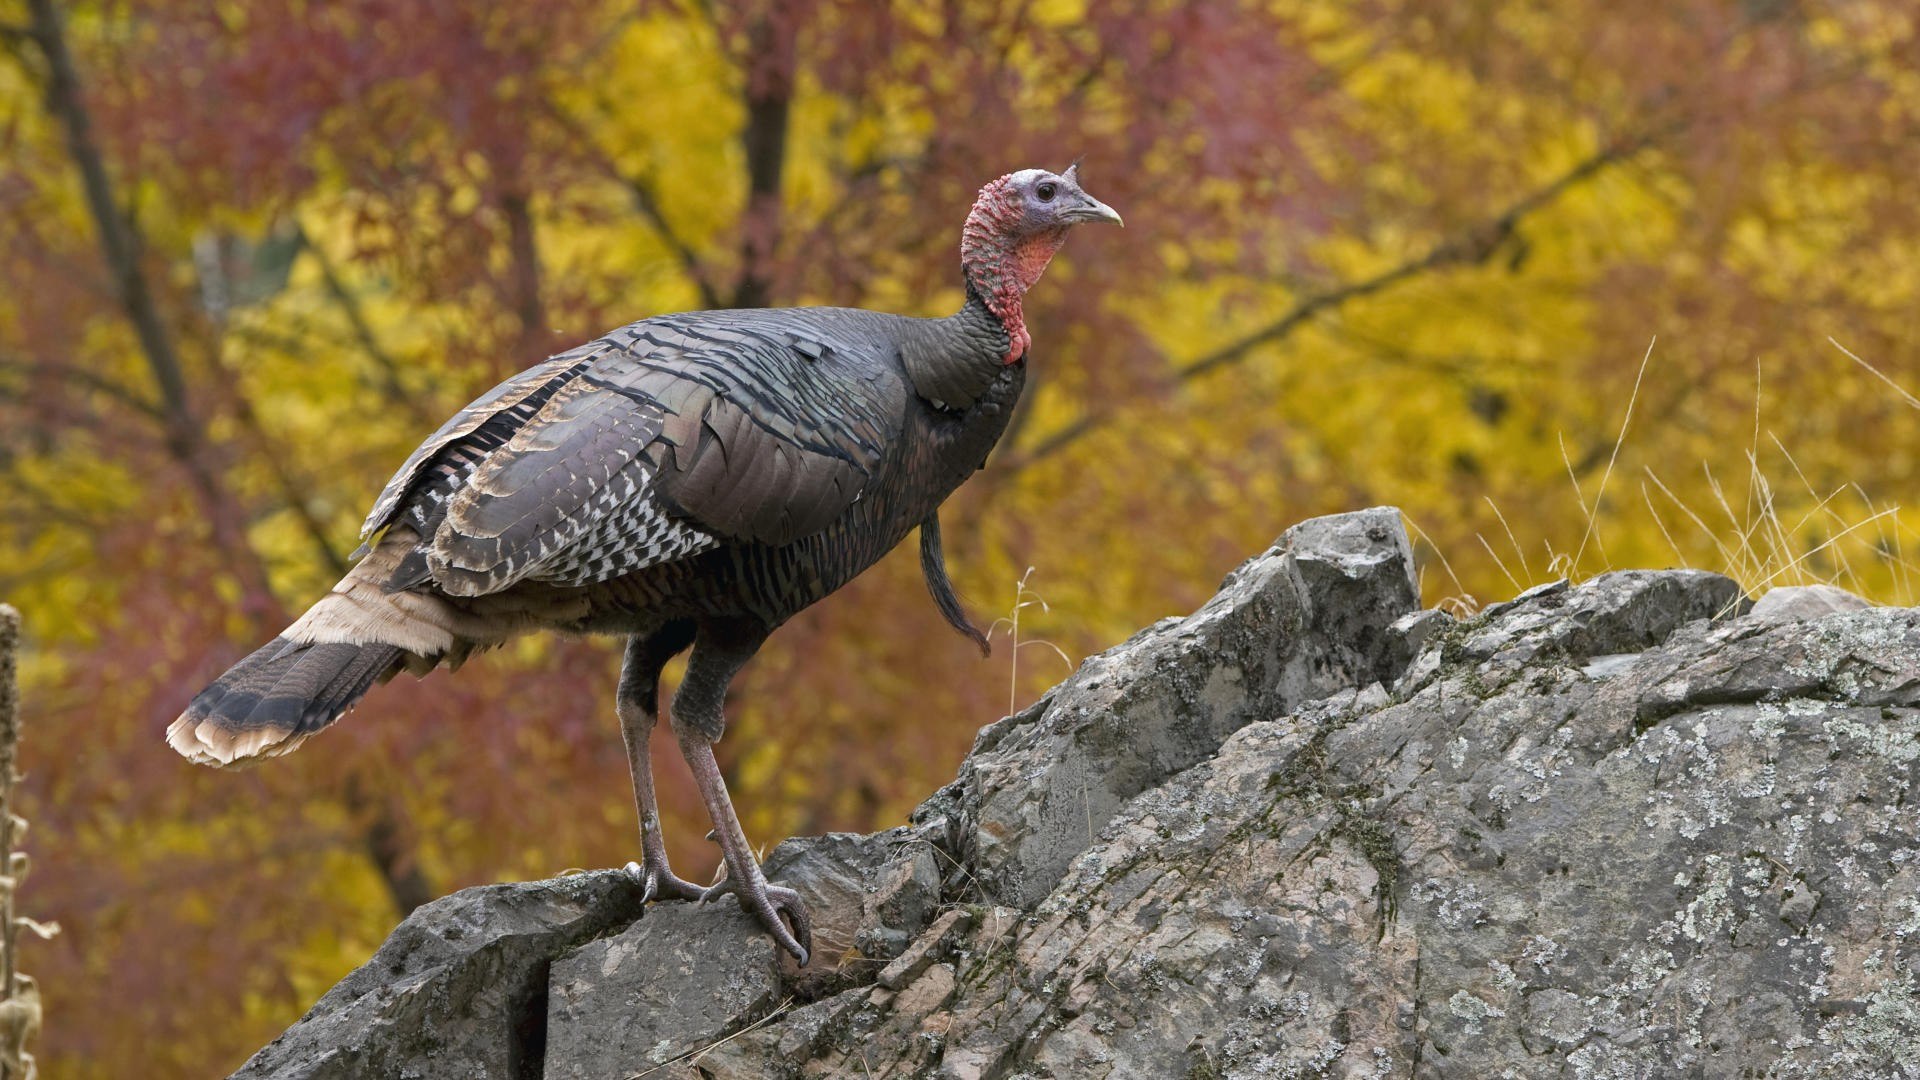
[{"xmin": 166, "ymin": 715, "xmax": 313, "ymax": 769}]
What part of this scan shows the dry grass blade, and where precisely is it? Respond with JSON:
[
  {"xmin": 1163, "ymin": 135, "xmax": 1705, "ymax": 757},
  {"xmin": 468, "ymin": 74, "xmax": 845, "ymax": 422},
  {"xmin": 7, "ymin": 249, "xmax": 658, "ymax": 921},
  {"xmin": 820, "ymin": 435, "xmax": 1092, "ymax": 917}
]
[
  {"xmin": 988, "ymin": 569, "xmax": 1075, "ymax": 716},
  {"xmin": 1698, "ymin": 462, "xmax": 1758, "ymax": 585},
  {"xmin": 1574, "ymin": 338, "xmax": 1651, "ymax": 572},
  {"xmin": 1400, "ymin": 513, "xmax": 1477, "ymax": 615},
  {"xmin": 1861, "ymin": 485, "xmax": 1919, "ymax": 603},
  {"xmin": 1744, "ymin": 359, "xmax": 1763, "ymax": 537},
  {"xmin": 626, "ymin": 996, "xmax": 797, "ymax": 1080},
  {"xmin": 1573, "ymin": 337, "xmax": 1656, "ymax": 570},
  {"xmin": 1477, "ymin": 533, "xmax": 1525, "ymax": 596},
  {"xmin": 1484, "ymin": 497, "xmax": 1532, "ymax": 584},
  {"xmin": 1641, "ymin": 479, "xmax": 1688, "ymax": 565},
  {"xmin": 1830, "ymin": 337, "xmax": 1920, "ymax": 411},
  {"xmin": 1442, "ymin": 350, "xmax": 1916, "ymax": 615},
  {"xmin": 1558, "ymin": 431, "xmax": 1597, "ymax": 540},
  {"xmin": 1749, "ymin": 508, "xmax": 1901, "ymax": 592},
  {"xmin": 1642, "ymin": 467, "xmax": 1738, "ymax": 570}
]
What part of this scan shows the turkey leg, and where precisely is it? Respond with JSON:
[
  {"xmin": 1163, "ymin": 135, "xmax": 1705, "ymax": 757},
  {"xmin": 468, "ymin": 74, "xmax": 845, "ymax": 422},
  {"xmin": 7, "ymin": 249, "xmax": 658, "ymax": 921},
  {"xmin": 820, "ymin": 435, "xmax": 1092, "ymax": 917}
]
[
  {"xmin": 671, "ymin": 621, "xmax": 814, "ymax": 965},
  {"xmin": 617, "ymin": 626, "xmax": 704, "ymax": 904}
]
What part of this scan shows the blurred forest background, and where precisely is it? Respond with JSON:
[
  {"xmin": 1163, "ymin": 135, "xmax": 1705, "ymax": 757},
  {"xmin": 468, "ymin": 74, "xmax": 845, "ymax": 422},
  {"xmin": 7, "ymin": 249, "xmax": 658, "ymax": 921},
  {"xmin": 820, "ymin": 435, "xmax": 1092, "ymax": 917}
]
[{"xmin": 2, "ymin": 0, "xmax": 1918, "ymax": 1073}]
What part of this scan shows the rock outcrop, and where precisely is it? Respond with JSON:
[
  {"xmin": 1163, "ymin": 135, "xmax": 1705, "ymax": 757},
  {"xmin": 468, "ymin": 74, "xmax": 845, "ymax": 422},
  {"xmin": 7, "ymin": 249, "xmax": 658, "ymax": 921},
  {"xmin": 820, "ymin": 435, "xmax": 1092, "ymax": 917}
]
[{"xmin": 231, "ymin": 509, "xmax": 1920, "ymax": 1079}]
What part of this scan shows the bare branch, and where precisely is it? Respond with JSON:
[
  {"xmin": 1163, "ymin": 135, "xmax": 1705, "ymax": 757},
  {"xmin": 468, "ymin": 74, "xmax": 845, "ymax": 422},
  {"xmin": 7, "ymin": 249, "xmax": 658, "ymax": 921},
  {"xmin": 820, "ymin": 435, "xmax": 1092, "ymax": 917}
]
[
  {"xmin": 541, "ymin": 99, "xmax": 725, "ymax": 309},
  {"xmin": 791, "ymin": 152, "xmax": 922, "ymax": 260},
  {"xmin": 0, "ymin": 353, "xmax": 162, "ymax": 417},
  {"xmin": 209, "ymin": 358, "xmax": 351, "ymax": 576},
  {"xmin": 0, "ymin": 464, "xmax": 105, "ymax": 535},
  {"xmin": 298, "ymin": 225, "xmax": 435, "ymax": 424},
  {"xmin": 624, "ymin": 169, "xmax": 725, "ymax": 309},
  {"xmin": 22, "ymin": 6, "xmax": 444, "ymax": 918},
  {"xmin": 24, "ymin": 0, "xmax": 188, "ymax": 421}
]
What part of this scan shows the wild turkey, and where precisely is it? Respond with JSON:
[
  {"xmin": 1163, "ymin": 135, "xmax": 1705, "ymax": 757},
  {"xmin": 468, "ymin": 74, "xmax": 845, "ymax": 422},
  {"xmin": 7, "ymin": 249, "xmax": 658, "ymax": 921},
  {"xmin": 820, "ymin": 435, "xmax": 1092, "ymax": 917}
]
[{"xmin": 169, "ymin": 164, "xmax": 1121, "ymax": 963}]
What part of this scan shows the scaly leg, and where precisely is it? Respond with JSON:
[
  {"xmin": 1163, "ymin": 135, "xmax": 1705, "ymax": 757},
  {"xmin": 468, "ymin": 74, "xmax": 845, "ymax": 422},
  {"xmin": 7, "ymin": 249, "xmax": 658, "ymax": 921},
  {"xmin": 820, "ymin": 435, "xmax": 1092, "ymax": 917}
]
[
  {"xmin": 670, "ymin": 620, "xmax": 813, "ymax": 965},
  {"xmin": 617, "ymin": 624, "xmax": 704, "ymax": 904}
]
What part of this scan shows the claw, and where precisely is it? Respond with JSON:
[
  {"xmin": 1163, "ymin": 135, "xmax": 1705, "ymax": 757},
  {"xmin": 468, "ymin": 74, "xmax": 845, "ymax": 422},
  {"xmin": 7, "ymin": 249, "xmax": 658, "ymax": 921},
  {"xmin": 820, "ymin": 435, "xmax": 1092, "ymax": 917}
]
[
  {"xmin": 699, "ymin": 872, "xmax": 813, "ymax": 965},
  {"xmin": 623, "ymin": 859, "xmax": 705, "ymax": 905}
]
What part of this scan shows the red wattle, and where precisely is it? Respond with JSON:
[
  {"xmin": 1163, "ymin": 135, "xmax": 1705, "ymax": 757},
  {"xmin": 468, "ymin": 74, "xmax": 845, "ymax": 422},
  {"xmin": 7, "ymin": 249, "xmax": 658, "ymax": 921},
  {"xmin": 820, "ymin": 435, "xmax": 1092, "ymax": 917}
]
[{"xmin": 960, "ymin": 179, "xmax": 1067, "ymax": 364}]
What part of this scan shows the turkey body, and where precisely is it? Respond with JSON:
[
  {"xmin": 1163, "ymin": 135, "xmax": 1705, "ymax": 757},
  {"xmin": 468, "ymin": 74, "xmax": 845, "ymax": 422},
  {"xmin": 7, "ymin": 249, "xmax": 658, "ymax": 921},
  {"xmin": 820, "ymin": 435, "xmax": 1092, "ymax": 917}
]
[
  {"xmin": 170, "ymin": 299, "xmax": 1020, "ymax": 761},
  {"xmin": 533, "ymin": 308, "xmax": 1020, "ymax": 639},
  {"xmin": 170, "ymin": 163, "xmax": 1121, "ymax": 965},
  {"xmin": 365, "ymin": 301, "xmax": 1017, "ymax": 656}
]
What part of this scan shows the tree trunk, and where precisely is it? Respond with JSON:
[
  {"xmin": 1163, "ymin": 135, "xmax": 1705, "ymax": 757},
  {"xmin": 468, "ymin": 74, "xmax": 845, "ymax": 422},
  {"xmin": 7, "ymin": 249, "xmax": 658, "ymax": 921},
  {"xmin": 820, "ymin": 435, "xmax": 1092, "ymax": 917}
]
[
  {"xmin": 22, "ymin": 0, "xmax": 436, "ymax": 922},
  {"xmin": 500, "ymin": 189, "xmax": 549, "ymax": 362},
  {"xmin": 25, "ymin": 0, "xmax": 282, "ymax": 629},
  {"xmin": 730, "ymin": 12, "xmax": 796, "ymax": 310}
]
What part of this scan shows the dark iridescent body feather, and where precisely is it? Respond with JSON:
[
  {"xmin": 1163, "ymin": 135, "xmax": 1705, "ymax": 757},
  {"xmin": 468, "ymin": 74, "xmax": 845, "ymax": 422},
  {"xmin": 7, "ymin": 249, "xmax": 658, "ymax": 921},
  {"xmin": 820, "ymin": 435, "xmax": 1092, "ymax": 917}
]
[{"xmin": 361, "ymin": 295, "xmax": 1016, "ymax": 643}]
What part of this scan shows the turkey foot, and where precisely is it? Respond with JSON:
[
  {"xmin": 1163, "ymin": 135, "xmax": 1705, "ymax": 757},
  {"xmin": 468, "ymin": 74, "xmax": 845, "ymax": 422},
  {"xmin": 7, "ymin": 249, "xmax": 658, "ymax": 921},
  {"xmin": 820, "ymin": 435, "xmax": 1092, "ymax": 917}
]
[
  {"xmin": 623, "ymin": 840, "xmax": 705, "ymax": 905},
  {"xmin": 678, "ymin": 731, "xmax": 814, "ymax": 965},
  {"xmin": 698, "ymin": 867, "xmax": 814, "ymax": 965}
]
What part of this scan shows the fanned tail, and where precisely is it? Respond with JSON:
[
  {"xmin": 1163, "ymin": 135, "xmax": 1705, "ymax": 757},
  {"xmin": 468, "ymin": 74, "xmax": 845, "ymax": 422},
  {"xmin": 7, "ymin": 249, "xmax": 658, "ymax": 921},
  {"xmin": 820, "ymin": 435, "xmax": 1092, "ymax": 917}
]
[
  {"xmin": 168, "ymin": 529, "xmax": 583, "ymax": 767},
  {"xmin": 167, "ymin": 637, "xmax": 402, "ymax": 767}
]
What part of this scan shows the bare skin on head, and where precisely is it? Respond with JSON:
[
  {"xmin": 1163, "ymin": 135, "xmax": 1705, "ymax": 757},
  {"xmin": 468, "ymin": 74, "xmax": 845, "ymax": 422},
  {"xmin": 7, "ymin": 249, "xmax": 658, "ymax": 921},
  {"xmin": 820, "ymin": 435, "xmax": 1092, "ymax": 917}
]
[{"xmin": 169, "ymin": 165, "xmax": 1121, "ymax": 964}]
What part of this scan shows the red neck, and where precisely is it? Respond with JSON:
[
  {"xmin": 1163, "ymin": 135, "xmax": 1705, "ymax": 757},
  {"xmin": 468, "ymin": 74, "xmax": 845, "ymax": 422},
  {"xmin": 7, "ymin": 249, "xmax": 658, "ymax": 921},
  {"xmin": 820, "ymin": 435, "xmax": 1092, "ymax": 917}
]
[{"xmin": 961, "ymin": 180, "xmax": 1066, "ymax": 364}]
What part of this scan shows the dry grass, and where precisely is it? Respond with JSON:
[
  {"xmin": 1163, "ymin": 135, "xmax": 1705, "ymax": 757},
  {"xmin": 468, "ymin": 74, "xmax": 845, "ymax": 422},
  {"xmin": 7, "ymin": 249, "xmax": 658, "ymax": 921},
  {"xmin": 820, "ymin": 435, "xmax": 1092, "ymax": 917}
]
[
  {"xmin": 1412, "ymin": 338, "xmax": 1920, "ymax": 614},
  {"xmin": 988, "ymin": 568, "xmax": 1075, "ymax": 716},
  {"xmin": 0, "ymin": 606, "xmax": 52, "ymax": 1080}
]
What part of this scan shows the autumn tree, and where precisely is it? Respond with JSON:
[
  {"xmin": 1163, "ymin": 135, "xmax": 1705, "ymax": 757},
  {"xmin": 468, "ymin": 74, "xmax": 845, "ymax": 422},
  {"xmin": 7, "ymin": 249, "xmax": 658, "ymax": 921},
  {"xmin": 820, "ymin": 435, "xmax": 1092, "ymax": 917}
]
[{"xmin": 2, "ymin": 0, "xmax": 1917, "ymax": 1074}]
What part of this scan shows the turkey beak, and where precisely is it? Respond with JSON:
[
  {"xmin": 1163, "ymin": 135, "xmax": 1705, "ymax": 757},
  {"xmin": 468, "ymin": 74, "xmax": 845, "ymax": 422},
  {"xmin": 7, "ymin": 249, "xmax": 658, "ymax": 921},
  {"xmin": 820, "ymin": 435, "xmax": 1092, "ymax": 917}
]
[{"xmin": 1067, "ymin": 192, "xmax": 1124, "ymax": 228}]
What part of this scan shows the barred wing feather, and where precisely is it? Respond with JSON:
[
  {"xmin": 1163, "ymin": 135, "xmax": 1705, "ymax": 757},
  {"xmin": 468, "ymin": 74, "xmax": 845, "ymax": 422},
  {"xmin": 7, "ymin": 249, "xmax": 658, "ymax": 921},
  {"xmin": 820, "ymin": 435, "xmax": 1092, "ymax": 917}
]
[{"xmin": 358, "ymin": 310, "xmax": 907, "ymax": 599}]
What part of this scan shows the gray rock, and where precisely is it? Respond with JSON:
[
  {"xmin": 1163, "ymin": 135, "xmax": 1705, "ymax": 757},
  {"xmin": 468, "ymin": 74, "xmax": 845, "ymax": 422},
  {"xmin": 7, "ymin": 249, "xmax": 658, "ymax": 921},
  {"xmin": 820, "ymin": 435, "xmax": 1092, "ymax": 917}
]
[
  {"xmin": 1453, "ymin": 568, "xmax": 1747, "ymax": 664},
  {"xmin": 1389, "ymin": 607, "xmax": 1455, "ymax": 673},
  {"xmin": 876, "ymin": 908, "xmax": 971, "ymax": 991},
  {"xmin": 1521, "ymin": 988, "xmax": 1594, "ymax": 1053},
  {"xmin": 943, "ymin": 505, "xmax": 1421, "ymax": 907},
  {"xmin": 856, "ymin": 837, "xmax": 941, "ymax": 962},
  {"xmin": 1752, "ymin": 583, "xmax": 1872, "ymax": 622},
  {"xmin": 544, "ymin": 902, "xmax": 778, "ymax": 1080},
  {"xmin": 537, "ymin": 826, "xmax": 950, "ymax": 1078},
  {"xmin": 758, "ymin": 828, "xmax": 912, "ymax": 971},
  {"xmin": 233, "ymin": 512, "xmax": 1920, "ymax": 1080},
  {"xmin": 774, "ymin": 574, "xmax": 1920, "ymax": 1078},
  {"xmin": 231, "ymin": 871, "xmax": 642, "ymax": 1080}
]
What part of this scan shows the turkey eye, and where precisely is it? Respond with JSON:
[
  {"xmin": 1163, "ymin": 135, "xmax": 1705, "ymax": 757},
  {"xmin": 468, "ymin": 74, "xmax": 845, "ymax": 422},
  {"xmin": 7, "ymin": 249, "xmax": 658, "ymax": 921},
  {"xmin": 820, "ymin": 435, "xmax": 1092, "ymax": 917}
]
[{"xmin": 1036, "ymin": 182, "xmax": 1058, "ymax": 201}]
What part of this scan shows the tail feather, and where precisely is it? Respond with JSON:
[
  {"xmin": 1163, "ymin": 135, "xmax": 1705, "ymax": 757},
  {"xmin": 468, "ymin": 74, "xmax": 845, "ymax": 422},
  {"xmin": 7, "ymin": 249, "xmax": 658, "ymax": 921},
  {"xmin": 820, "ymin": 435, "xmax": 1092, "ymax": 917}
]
[
  {"xmin": 167, "ymin": 636, "xmax": 402, "ymax": 768},
  {"xmin": 168, "ymin": 530, "xmax": 578, "ymax": 768}
]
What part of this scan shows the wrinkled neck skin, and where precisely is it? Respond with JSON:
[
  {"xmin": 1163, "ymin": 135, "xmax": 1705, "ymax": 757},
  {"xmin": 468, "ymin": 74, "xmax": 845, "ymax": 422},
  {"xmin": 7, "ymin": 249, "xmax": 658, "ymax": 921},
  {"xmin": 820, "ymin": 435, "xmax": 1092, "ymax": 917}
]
[{"xmin": 961, "ymin": 190, "xmax": 1067, "ymax": 365}]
